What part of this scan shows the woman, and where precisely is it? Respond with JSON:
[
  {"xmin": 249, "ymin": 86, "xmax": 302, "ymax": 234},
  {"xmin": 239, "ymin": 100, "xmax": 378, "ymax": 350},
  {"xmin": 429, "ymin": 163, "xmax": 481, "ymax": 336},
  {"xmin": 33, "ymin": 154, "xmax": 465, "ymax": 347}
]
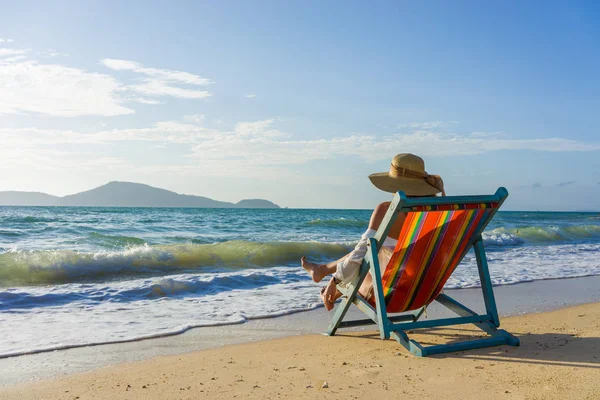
[{"xmin": 302, "ymin": 153, "xmax": 445, "ymax": 310}]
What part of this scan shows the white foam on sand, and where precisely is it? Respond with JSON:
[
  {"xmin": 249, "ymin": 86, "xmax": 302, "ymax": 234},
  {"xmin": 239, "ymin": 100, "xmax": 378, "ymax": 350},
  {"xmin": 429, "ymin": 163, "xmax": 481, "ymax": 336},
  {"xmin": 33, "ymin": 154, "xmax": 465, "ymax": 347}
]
[{"xmin": 1, "ymin": 242, "xmax": 600, "ymax": 358}]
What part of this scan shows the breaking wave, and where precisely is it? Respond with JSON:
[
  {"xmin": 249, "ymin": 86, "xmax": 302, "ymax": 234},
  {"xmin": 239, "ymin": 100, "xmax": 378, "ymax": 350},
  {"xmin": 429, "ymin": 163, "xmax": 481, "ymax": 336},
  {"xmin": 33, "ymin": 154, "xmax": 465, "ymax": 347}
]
[
  {"xmin": 304, "ymin": 218, "xmax": 367, "ymax": 228},
  {"xmin": 0, "ymin": 241, "xmax": 350, "ymax": 286},
  {"xmin": 483, "ymin": 225, "xmax": 600, "ymax": 247}
]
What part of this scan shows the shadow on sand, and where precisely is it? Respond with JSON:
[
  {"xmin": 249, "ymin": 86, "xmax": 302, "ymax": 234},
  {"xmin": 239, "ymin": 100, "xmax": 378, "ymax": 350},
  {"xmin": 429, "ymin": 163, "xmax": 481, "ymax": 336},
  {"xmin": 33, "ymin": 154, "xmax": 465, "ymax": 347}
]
[{"xmin": 338, "ymin": 327, "xmax": 599, "ymax": 369}]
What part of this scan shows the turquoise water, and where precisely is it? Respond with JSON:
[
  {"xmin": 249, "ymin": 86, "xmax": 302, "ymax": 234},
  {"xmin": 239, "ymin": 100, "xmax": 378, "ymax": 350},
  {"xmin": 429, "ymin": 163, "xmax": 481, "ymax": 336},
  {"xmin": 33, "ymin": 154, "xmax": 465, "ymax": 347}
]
[{"xmin": 1, "ymin": 206, "xmax": 599, "ymax": 357}]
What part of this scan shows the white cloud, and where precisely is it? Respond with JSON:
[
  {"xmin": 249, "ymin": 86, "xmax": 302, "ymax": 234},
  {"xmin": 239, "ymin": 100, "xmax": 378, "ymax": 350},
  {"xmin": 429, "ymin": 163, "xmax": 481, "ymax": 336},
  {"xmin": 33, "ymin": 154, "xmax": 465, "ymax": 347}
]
[
  {"xmin": 2, "ymin": 119, "xmax": 598, "ymax": 180},
  {"xmin": 101, "ymin": 59, "xmax": 139, "ymax": 71},
  {"xmin": 233, "ymin": 119, "xmax": 287, "ymax": 138},
  {"xmin": 128, "ymin": 80, "xmax": 211, "ymax": 99},
  {"xmin": 244, "ymin": 94, "xmax": 257, "ymax": 98},
  {"xmin": 101, "ymin": 59, "xmax": 211, "ymax": 85},
  {"xmin": 101, "ymin": 58, "xmax": 212, "ymax": 99},
  {"xmin": 0, "ymin": 49, "xmax": 214, "ymax": 116},
  {"xmin": 39, "ymin": 48, "xmax": 69, "ymax": 57},
  {"xmin": 0, "ymin": 48, "xmax": 29, "ymax": 57},
  {"xmin": 0, "ymin": 38, "xmax": 14, "ymax": 43},
  {"xmin": 398, "ymin": 121, "xmax": 446, "ymax": 130},
  {"xmin": 0, "ymin": 58, "xmax": 134, "ymax": 117},
  {"xmin": 0, "ymin": 55, "xmax": 28, "ymax": 63},
  {"xmin": 130, "ymin": 97, "xmax": 162, "ymax": 105},
  {"xmin": 184, "ymin": 114, "xmax": 205, "ymax": 124}
]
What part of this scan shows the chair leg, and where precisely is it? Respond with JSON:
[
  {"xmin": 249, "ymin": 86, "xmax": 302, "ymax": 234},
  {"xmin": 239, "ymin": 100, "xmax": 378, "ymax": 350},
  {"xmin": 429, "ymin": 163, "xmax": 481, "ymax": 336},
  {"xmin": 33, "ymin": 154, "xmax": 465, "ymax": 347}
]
[
  {"xmin": 474, "ymin": 238, "xmax": 500, "ymax": 327},
  {"xmin": 326, "ymin": 296, "xmax": 354, "ymax": 336},
  {"xmin": 326, "ymin": 259, "xmax": 371, "ymax": 336},
  {"xmin": 390, "ymin": 331, "xmax": 425, "ymax": 357},
  {"xmin": 368, "ymin": 238, "xmax": 390, "ymax": 339}
]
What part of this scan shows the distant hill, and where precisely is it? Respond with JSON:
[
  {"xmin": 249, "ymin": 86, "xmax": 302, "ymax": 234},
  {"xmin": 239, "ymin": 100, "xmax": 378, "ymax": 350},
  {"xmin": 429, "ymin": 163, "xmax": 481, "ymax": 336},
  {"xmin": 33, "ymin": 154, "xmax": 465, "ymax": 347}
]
[
  {"xmin": 235, "ymin": 199, "xmax": 280, "ymax": 209},
  {"xmin": 0, "ymin": 191, "xmax": 61, "ymax": 206},
  {"xmin": 0, "ymin": 182, "xmax": 280, "ymax": 209}
]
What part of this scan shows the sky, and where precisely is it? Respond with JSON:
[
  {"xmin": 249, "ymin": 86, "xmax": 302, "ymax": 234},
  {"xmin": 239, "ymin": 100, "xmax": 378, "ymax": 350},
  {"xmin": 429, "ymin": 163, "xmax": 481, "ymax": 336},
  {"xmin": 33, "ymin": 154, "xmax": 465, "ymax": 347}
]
[{"xmin": 1, "ymin": 1, "xmax": 599, "ymax": 210}]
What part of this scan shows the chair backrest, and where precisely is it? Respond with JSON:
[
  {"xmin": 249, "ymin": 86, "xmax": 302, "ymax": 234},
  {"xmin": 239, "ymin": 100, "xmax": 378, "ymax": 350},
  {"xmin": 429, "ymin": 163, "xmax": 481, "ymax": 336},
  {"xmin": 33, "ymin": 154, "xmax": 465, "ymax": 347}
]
[{"xmin": 378, "ymin": 191, "xmax": 506, "ymax": 313}]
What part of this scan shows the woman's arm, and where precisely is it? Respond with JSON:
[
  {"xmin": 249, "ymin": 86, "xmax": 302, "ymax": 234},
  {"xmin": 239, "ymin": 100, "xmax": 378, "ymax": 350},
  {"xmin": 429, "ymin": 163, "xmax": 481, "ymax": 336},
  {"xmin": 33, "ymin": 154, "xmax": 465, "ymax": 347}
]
[
  {"xmin": 330, "ymin": 202, "xmax": 390, "ymax": 286},
  {"xmin": 321, "ymin": 202, "xmax": 391, "ymax": 310}
]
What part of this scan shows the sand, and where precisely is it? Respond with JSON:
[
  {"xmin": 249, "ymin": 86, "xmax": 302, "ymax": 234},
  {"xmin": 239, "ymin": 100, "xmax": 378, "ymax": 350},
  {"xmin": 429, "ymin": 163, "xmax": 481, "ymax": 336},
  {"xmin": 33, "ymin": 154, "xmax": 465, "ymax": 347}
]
[{"xmin": 1, "ymin": 302, "xmax": 599, "ymax": 400}]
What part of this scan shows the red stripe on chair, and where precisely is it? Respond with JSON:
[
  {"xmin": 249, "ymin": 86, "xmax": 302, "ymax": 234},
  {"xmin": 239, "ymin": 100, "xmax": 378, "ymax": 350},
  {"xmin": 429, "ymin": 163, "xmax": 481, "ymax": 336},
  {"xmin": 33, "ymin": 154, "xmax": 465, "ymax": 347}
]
[{"xmin": 377, "ymin": 207, "xmax": 491, "ymax": 313}]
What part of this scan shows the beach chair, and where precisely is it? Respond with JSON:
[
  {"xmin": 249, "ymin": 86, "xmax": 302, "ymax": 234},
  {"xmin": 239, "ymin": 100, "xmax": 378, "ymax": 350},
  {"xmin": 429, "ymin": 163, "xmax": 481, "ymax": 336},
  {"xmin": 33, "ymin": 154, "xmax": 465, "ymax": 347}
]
[{"xmin": 326, "ymin": 188, "xmax": 519, "ymax": 356}]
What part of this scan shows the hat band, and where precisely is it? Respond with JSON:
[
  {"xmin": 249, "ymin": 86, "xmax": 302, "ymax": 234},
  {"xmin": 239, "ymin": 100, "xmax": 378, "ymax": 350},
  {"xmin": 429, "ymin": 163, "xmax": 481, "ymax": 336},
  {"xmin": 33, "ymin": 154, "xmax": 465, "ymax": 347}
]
[{"xmin": 389, "ymin": 163, "xmax": 446, "ymax": 196}]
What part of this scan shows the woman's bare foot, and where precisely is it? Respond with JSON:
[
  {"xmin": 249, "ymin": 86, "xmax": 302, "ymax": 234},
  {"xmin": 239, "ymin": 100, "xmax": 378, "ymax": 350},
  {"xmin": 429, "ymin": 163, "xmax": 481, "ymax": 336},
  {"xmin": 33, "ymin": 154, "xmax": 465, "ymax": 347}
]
[{"xmin": 301, "ymin": 256, "xmax": 328, "ymax": 283}]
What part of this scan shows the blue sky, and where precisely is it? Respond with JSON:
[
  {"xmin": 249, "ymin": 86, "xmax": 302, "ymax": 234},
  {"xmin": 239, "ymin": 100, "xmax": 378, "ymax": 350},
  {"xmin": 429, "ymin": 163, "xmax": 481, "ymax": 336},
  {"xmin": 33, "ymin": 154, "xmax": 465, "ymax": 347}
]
[{"xmin": 1, "ymin": 1, "xmax": 599, "ymax": 210}]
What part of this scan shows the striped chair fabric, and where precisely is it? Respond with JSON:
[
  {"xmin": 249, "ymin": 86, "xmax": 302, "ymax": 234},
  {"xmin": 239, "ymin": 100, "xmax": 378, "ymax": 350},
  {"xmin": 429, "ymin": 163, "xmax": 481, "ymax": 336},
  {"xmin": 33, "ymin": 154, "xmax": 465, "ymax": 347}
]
[{"xmin": 378, "ymin": 202, "xmax": 499, "ymax": 313}]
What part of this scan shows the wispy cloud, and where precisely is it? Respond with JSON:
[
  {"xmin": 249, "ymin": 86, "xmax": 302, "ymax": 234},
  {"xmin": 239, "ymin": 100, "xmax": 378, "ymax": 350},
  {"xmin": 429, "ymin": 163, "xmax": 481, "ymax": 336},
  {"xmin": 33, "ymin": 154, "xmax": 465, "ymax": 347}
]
[
  {"xmin": 39, "ymin": 48, "xmax": 69, "ymax": 57},
  {"xmin": 128, "ymin": 80, "xmax": 211, "ymax": 99},
  {"xmin": 184, "ymin": 114, "xmax": 205, "ymax": 124},
  {"xmin": 557, "ymin": 181, "xmax": 576, "ymax": 187},
  {"xmin": 0, "ymin": 48, "xmax": 213, "ymax": 116},
  {"xmin": 101, "ymin": 58, "xmax": 212, "ymax": 99},
  {"xmin": 0, "ymin": 48, "xmax": 29, "ymax": 57},
  {"xmin": 2, "ymin": 119, "xmax": 599, "ymax": 179},
  {"xmin": 397, "ymin": 121, "xmax": 458, "ymax": 130},
  {"xmin": 244, "ymin": 94, "xmax": 257, "ymax": 98},
  {"xmin": 0, "ymin": 38, "xmax": 14, "ymax": 43},
  {"xmin": 0, "ymin": 55, "xmax": 134, "ymax": 117},
  {"xmin": 101, "ymin": 59, "xmax": 211, "ymax": 85}
]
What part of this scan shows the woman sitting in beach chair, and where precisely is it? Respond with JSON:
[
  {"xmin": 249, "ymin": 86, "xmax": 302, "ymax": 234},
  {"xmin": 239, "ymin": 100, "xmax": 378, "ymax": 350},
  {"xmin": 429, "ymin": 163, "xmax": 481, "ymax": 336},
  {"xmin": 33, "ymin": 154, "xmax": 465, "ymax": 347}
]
[{"xmin": 301, "ymin": 153, "xmax": 445, "ymax": 310}]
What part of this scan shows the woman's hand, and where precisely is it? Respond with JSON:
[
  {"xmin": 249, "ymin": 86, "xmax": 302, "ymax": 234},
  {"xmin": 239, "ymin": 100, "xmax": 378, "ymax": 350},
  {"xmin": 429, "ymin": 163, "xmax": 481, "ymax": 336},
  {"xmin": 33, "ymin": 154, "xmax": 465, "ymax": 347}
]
[{"xmin": 322, "ymin": 278, "xmax": 338, "ymax": 311}]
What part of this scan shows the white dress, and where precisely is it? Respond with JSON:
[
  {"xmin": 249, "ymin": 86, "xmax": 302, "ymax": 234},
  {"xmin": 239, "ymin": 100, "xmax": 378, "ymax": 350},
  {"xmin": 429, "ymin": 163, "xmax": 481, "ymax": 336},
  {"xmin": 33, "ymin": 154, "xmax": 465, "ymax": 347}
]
[{"xmin": 332, "ymin": 228, "xmax": 398, "ymax": 287}]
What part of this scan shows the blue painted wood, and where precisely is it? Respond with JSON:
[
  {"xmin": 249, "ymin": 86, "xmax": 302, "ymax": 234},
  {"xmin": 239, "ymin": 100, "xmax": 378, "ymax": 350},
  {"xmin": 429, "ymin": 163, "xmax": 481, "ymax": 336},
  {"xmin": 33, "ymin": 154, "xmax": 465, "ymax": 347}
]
[
  {"xmin": 436, "ymin": 293, "xmax": 520, "ymax": 344},
  {"xmin": 435, "ymin": 293, "xmax": 498, "ymax": 335},
  {"xmin": 390, "ymin": 331, "xmax": 425, "ymax": 356},
  {"xmin": 338, "ymin": 314, "xmax": 415, "ymax": 329},
  {"xmin": 325, "ymin": 297, "xmax": 352, "ymax": 336},
  {"xmin": 436, "ymin": 293, "xmax": 478, "ymax": 317},
  {"xmin": 411, "ymin": 307, "xmax": 425, "ymax": 321},
  {"xmin": 324, "ymin": 187, "xmax": 519, "ymax": 356},
  {"xmin": 367, "ymin": 238, "xmax": 390, "ymax": 339},
  {"xmin": 389, "ymin": 314, "xmax": 490, "ymax": 331},
  {"xmin": 353, "ymin": 296, "xmax": 379, "ymax": 322},
  {"xmin": 326, "ymin": 258, "xmax": 371, "ymax": 336},
  {"xmin": 496, "ymin": 329, "xmax": 520, "ymax": 346},
  {"xmin": 421, "ymin": 336, "xmax": 510, "ymax": 356},
  {"xmin": 474, "ymin": 237, "xmax": 501, "ymax": 327},
  {"xmin": 372, "ymin": 192, "xmax": 404, "ymax": 251},
  {"xmin": 396, "ymin": 187, "xmax": 507, "ymax": 209}
]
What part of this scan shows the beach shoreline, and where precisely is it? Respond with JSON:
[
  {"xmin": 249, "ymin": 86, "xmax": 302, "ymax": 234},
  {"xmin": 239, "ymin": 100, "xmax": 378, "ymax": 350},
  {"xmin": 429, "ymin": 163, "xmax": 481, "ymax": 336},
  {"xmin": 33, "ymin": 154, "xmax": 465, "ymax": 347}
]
[
  {"xmin": 1, "ymin": 300, "xmax": 599, "ymax": 399},
  {"xmin": 1, "ymin": 275, "xmax": 599, "ymax": 398}
]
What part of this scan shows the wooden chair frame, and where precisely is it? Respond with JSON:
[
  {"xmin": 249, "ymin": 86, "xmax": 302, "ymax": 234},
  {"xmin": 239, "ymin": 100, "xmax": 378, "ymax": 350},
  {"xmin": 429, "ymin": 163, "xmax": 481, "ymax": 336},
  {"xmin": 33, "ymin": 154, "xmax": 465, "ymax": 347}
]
[{"xmin": 325, "ymin": 188, "xmax": 520, "ymax": 356}]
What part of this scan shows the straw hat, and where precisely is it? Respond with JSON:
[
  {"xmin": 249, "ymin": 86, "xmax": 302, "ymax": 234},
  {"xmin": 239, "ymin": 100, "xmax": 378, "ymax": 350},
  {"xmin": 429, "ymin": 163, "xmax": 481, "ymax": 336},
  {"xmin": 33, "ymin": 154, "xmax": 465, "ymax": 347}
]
[{"xmin": 369, "ymin": 153, "xmax": 445, "ymax": 196}]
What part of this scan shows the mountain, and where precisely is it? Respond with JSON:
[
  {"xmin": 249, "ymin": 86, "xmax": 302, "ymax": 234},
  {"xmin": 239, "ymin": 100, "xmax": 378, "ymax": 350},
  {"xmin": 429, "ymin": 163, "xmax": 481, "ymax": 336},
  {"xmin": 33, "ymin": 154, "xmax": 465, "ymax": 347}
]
[
  {"xmin": 0, "ymin": 191, "xmax": 61, "ymax": 206},
  {"xmin": 0, "ymin": 182, "xmax": 280, "ymax": 208},
  {"xmin": 235, "ymin": 199, "xmax": 280, "ymax": 209}
]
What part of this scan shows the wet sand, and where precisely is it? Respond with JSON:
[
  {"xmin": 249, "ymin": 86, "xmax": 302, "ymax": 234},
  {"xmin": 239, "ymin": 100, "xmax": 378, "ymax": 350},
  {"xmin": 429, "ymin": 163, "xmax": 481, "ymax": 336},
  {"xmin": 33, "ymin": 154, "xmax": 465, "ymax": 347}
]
[
  {"xmin": 1, "ymin": 276, "xmax": 599, "ymax": 399},
  {"xmin": 1, "ymin": 301, "xmax": 599, "ymax": 399}
]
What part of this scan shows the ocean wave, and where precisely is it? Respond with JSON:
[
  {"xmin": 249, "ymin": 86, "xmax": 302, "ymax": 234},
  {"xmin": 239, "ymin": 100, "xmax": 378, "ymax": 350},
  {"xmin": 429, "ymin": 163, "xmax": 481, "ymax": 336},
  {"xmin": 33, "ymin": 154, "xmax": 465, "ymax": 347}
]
[
  {"xmin": 0, "ymin": 270, "xmax": 301, "ymax": 310},
  {"xmin": 483, "ymin": 224, "xmax": 600, "ymax": 246},
  {"xmin": 0, "ymin": 229, "xmax": 24, "ymax": 238},
  {"xmin": 304, "ymin": 218, "xmax": 367, "ymax": 228},
  {"xmin": 0, "ymin": 241, "xmax": 350, "ymax": 286},
  {"xmin": 88, "ymin": 232, "xmax": 148, "ymax": 248},
  {"xmin": 0, "ymin": 216, "xmax": 59, "ymax": 224}
]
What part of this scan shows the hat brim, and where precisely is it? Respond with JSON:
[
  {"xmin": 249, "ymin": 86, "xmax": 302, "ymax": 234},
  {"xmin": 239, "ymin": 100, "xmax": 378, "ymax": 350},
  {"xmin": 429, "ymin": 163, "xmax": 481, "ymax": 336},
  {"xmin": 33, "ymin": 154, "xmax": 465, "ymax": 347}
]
[{"xmin": 369, "ymin": 172, "xmax": 441, "ymax": 196}]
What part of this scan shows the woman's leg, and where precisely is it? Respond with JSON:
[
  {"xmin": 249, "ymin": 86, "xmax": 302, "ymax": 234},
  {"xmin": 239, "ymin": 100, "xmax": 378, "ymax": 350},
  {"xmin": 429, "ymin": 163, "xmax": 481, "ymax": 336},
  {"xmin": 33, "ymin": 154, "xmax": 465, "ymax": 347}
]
[{"xmin": 301, "ymin": 254, "xmax": 348, "ymax": 283}]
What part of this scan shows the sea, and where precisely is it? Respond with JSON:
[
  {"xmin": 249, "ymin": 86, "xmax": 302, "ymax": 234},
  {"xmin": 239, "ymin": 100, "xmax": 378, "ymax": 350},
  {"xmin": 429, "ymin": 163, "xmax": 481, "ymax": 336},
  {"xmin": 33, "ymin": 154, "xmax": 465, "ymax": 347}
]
[{"xmin": 1, "ymin": 206, "xmax": 600, "ymax": 358}]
